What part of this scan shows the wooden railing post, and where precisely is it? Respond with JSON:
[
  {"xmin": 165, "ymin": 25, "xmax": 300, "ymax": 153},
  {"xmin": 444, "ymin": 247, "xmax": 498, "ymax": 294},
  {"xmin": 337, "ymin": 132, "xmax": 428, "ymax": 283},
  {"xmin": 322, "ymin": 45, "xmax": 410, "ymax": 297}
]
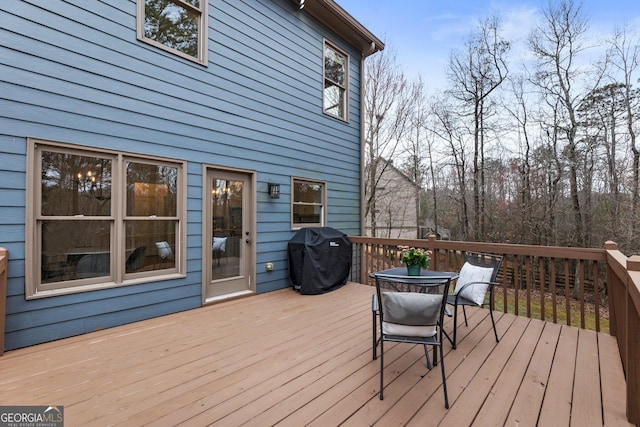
[
  {"xmin": 428, "ymin": 235, "xmax": 437, "ymax": 270},
  {"xmin": 0, "ymin": 248, "xmax": 7, "ymax": 356},
  {"xmin": 626, "ymin": 255, "xmax": 640, "ymax": 424}
]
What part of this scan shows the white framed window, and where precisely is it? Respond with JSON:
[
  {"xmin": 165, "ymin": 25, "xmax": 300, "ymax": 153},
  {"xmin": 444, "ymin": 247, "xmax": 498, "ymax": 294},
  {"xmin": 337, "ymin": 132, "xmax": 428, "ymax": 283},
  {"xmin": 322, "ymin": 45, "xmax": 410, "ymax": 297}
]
[
  {"xmin": 292, "ymin": 178, "xmax": 326, "ymax": 229},
  {"xmin": 137, "ymin": 0, "xmax": 208, "ymax": 65},
  {"xmin": 323, "ymin": 40, "xmax": 348, "ymax": 120},
  {"xmin": 26, "ymin": 139, "xmax": 185, "ymax": 298}
]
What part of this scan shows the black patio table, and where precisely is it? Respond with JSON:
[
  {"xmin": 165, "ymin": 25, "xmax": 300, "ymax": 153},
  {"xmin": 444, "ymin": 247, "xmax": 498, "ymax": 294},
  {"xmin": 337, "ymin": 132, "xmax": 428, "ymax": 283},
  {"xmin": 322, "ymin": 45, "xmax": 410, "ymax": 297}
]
[{"xmin": 369, "ymin": 267, "xmax": 458, "ymax": 286}]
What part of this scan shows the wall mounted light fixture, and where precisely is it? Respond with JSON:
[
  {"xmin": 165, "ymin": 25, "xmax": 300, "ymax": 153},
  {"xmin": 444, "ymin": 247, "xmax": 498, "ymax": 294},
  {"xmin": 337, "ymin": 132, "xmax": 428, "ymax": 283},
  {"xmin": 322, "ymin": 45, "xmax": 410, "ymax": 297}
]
[
  {"xmin": 268, "ymin": 183, "xmax": 280, "ymax": 199},
  {"xmin": 298, "ymin": 0, "xmax": 305, "ymax": 10}
]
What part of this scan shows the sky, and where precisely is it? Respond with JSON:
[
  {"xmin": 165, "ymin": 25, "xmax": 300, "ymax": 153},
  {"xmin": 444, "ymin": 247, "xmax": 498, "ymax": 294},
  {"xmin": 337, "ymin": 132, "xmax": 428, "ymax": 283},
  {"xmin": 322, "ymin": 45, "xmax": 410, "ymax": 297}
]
[{"xmin": 337, "ymin": 0, "xmax": 640, "ymax": 90}]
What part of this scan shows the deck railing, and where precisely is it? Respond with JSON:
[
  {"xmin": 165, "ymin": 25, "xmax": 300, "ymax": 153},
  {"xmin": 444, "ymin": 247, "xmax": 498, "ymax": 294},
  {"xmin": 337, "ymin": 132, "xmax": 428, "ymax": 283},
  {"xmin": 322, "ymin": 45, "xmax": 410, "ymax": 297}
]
[
  {"xmin": 351, "ymin": 236, "xmax": 608, "ymax": 330},
  {"xmin": 604, "ymin": 241, "xmax": 640, "ymax": 424},
  {"xmin": 0, "ymin": 248, "xmax": 7, "ymax": 356},
  {"xmin": 350, "ymin": 236, "xmax": 638, "ymax": 424}
]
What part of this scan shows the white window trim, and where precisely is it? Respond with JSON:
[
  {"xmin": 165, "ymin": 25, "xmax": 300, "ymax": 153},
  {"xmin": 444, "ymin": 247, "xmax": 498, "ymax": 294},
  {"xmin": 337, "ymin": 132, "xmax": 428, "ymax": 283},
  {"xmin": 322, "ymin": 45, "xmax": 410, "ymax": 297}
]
[
  {"xmin": 291, "ymin": 177, "xmax": 327, "ymax": 230},
  {"xmin": 323, "ymin": 39, "xmax": 349, "ymax": 121},
  {"xmin": 25, "ymin": 139, "xmax": 186, "ymax": 299},
  {"xmin": 136, "ymin": 0, "xmax": 209, "ymax": 65}
]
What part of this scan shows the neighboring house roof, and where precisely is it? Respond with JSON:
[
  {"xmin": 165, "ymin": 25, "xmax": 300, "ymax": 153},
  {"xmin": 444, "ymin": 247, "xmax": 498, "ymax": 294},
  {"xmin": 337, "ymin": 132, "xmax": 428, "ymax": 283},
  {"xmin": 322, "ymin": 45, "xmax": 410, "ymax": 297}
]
[
  {"xmin": 378, "ymin": 158, "xmax": 421, "ymax": 191},
  {"xmin": 291, "ymin": 0, "xmax": 385, "ymax": 56}
]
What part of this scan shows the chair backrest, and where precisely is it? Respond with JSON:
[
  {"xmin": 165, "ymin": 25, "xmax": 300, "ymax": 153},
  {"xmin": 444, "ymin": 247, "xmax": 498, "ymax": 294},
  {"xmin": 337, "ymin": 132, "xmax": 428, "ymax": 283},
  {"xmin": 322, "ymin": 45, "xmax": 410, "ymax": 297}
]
[
  {"xmin": 155, "ymin": 241, "xmax": 173, "ymax": 260},
  {"xmin": 453, "ymin": 252, "xmax": 503, "ymax": 305},
  {"xmin": 464, "ymin": 252, "xmax": 503, "ymax": 282},
  {"xmin": 76, "ymin": 253, "xmax": 110, "ymax": 279},
  {"xmin": 375, "ymin": 274, "xmax": 453, "ymax": 338},
  {"xmin": 126, "ymin": 246, "xmax": 147, "ymax": 272}
]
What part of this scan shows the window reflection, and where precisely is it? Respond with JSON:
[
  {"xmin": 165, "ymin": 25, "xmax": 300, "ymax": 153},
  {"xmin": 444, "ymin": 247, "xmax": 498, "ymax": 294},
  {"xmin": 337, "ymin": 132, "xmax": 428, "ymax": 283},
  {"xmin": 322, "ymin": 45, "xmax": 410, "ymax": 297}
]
[
  {"xmin": 37, "ymin": 145, "xmax": 181, "ymax": 288},
  {"xmin": 293, "ymin": 180, "xmax": 324, "ymax": 226},
  {"xmin": 144, "ymin": 0, "xmax": 200, "ymax": 58},
  {"xmin": 41, "ymin": 220, "xmax": 111, "ymax": 283},
  {"xmin": 323, "ymin": 42, "xmax": 347, "ymax": 119},
  {"xmin": 211, "ymin": 178, "xmax": 243, "ymax": 280},
  {"xmin": 126, "ymin": 162, "xmax": 178, "ymax": 217},
  {"xmin": 41, "ymin": 151, "xmax": 112, "ymax": 216}
]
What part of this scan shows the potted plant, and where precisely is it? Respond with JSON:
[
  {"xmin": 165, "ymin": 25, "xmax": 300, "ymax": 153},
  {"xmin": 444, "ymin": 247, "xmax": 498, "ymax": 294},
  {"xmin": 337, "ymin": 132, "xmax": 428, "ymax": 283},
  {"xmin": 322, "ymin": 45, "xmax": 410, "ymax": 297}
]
[{"xmin": 398, "ymin": 246, "xmax": 431, "ymax": 276}]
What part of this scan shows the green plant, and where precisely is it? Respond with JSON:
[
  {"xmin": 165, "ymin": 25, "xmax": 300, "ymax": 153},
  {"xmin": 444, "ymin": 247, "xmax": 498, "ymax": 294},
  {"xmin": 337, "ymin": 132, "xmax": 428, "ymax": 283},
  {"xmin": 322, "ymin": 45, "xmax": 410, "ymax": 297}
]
[{"xmin": 398, "ymin": 246, "xmax": 431, "ymax": 268}]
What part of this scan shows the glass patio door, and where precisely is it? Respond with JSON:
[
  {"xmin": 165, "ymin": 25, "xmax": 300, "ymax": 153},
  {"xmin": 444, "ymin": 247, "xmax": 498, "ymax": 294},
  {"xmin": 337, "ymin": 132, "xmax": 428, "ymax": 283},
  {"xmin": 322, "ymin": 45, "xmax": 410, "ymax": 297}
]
[{"xmin": 204, "ymin": 169, "xmax": 253, "ymax": 301}]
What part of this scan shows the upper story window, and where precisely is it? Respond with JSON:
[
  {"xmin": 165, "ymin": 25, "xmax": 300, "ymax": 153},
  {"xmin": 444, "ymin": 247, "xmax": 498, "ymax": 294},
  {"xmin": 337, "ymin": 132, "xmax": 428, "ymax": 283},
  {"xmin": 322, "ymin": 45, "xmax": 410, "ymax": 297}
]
[
  {"xmin": 323, "ymin": 41, "xmax": 349, "ymax": 120},
  {"xmin": 137, "ymin": 0, "xmax": 208, "ymax": 65},
  {"xmin": 292, "ymin": 178, "xmax": 326, "ymax": 229},
  {"xmin": 27, "ymin": 140, "xmax": 185, "ymax": 299}
]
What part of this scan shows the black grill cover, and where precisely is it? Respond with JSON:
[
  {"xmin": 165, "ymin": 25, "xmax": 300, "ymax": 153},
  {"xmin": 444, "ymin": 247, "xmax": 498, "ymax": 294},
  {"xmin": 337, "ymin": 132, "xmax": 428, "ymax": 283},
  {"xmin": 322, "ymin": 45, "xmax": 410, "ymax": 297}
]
[{"xmin": 288, "ymin": 227, "xmax": 352, "ymax": 295}]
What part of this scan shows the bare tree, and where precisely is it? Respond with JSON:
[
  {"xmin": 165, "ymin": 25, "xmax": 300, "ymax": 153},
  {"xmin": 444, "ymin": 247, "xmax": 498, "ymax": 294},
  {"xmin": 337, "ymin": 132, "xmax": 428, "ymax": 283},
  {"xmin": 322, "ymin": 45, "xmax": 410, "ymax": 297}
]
[
  {"xmin": 447, "ymin": 15, "xmax": 510, "ymax": 240},
  {"xmin": 528, "ymin": 0, "xmax": 601, "ymax": 247},
  {"xmin": 606, "ymin": 25, "xmax": 640, "ymax": 248},
  {"xmin": 430, "ymin": 96, "xmax": 472, "ymax": 240},
  {"xmin": 364, "ymin": 45, "xmax": 419, "ymax": 236},
  {"xmin": 578, "ymin": 83, "xmax": 628, "ymax": 245},
  {"xmin": 401, "ymin": 78, "xmax": 429, "ymax": 238},
  {"xmin": 504, "ymin": 74, "xmax": 536, "ymax": 243}
]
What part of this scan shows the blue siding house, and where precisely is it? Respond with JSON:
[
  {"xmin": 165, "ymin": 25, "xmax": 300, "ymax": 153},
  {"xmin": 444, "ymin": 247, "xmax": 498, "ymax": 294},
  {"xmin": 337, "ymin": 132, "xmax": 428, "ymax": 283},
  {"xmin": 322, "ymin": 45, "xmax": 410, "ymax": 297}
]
[{"xmin": 0, "ymin": 0, "xmax": 383, "ymax": 350}]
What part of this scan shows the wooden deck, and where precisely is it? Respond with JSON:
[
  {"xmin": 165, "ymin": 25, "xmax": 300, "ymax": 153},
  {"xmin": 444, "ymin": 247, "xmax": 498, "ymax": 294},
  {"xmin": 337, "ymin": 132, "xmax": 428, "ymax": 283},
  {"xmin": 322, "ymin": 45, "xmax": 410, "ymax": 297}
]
[{"xmin": 0, "ymin": 283, "xmax": 631, "ymax": 426}]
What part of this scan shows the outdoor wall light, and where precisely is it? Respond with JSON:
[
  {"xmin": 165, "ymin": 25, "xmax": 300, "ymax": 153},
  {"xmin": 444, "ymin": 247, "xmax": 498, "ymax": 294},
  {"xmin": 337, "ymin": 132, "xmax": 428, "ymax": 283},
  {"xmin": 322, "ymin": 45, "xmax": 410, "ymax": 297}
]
[
  {"xmin": 268, "ymin": 183, "xmax": 280, "ymax": 199},
  {"xmin": 298, "ymin": 0, "xmax": 305, "ymax": 10}
]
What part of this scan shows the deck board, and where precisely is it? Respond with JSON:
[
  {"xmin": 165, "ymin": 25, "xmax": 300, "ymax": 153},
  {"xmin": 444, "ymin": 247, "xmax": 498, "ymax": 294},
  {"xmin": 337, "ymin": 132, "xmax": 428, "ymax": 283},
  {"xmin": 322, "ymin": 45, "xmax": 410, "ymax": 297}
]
[
  {"xmin": 506, "ymin": 321, "xmax": 561, "ymax": 425},
  {"xmin": 438, "ymin": 315, "xmax": 530, "ymax": 426},
  {"xmin": 0, "ymin": 282, "xmax": 631, "ymax": 426},
  {"xmin": 538, "ymin": 325, "xmax": 578, "ymax": 426},
  {"xmin": 572, "ymin": 329, "xmax": 604, "ymax": 426}
]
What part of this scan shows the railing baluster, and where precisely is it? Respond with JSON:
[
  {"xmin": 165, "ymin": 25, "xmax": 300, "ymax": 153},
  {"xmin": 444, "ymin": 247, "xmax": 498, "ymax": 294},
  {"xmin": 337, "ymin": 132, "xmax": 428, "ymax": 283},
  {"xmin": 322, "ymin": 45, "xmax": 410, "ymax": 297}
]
[
  {"xmin": 579, "ymin": 260, "xmax": 586, "ymax": 329},
  {"xmin": 565, "ymin": 259, "xmax": 571, "ymax": 327},
  {"xmin": 502, "ymin": 258, "xmax": 508, "ymax": 314},
  {"xmin": 525, "ymin": 256, "xmax": 532, "ymax": 318},
  {"xmin": 539, "ymin": 257, "xmax": 545, "ymax": 321},
  {"xmin": 593, "ymin": 261, "xmax": 600, "ymax": 332},
  {"xmin": 550, "ymin": 260, "xmax": 557, "ymax": 324},
  {"xmin": 514, "ymin": 255, "xmax": 520, "ymax": 316}
]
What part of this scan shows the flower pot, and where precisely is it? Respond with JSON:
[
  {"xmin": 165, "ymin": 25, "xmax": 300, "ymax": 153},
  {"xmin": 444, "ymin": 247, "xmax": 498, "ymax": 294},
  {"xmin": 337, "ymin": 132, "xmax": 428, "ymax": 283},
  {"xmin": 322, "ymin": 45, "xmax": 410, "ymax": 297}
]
[{"xmin": 406, "ymin": 264, "xmax": 421, "ymax": 276}]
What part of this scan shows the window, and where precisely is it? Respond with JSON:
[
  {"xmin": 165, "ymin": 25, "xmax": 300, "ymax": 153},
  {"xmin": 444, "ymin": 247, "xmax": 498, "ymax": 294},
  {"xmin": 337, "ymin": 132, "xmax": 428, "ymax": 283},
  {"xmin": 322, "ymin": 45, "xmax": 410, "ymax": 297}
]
[
  {"xmin": 292, "ymin": 178, "xmax": 325, "ymax": 228},
  {"xmin": 27, "ymin": 140, "xmax": 184, "ymax": 298},
  {"xmin": 137, "ymin": 0, "xmax": 208, "ymax": 64},
  {"xmin": 323, "ymin": 41, "xmax": 348, "ymax": 120}
]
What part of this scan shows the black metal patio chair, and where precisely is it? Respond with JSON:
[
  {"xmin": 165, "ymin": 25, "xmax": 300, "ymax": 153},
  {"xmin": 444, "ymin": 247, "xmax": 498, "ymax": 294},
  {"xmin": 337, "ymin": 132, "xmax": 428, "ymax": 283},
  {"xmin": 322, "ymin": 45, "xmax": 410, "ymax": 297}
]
[
  {"xmin": 371, "ymin": 268, "xmax": 455, "ymax": 408},
  {"xmin": 125, "ymin": 245, "xmax": 147, "ymax": 273},
  {"xmin": 446, "ymin": 251, "xmax": 503, "ymax": 349}
]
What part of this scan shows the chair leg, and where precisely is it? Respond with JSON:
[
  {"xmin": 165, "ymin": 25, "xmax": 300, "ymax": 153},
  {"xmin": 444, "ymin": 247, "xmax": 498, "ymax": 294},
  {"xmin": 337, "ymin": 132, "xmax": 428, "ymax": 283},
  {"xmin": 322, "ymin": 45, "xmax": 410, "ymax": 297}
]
[
  {"xmin": 490, "ymin": 306, "xmax": 499, "ymax": 343},
  {"xmin": 432, "ymin": 343, "xmax": 438, "ymax": 366},
  {"xmin": 452, "ymin": 305, "xmax": 459, "ymax": 349},
  {"xmin": 379, "ymin": 339, "xmax": 384, "ymax": 400},
  {"xmin": 462, "ymin": 305, "xmax": 468, "ymax": 326},
  {"xmin": 373, "ymin": 310, "xmax": 378, "ymax": 360},
  {"xmin": 439, "ymin": 343, "xmax": 449, "ymax": 409},
  {"xmin": 423, "ymin": 344, "xmax": 432, "ymax": 370}
]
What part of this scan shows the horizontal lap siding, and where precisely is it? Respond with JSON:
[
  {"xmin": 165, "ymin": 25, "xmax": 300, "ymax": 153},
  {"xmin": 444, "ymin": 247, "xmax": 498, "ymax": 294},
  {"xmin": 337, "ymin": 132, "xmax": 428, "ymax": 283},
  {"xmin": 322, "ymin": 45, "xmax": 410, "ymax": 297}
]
[{"xmin": 0, "ymin": 0, "xmax": 363, "ymax": 349}]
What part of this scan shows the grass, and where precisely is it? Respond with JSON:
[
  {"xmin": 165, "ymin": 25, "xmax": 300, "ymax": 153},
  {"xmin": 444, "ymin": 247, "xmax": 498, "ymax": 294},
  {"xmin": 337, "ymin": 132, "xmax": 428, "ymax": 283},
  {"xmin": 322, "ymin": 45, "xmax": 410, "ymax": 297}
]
[{"xmin": 490, "ymin": 288, "xmax": 609, "ymax": 333}]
